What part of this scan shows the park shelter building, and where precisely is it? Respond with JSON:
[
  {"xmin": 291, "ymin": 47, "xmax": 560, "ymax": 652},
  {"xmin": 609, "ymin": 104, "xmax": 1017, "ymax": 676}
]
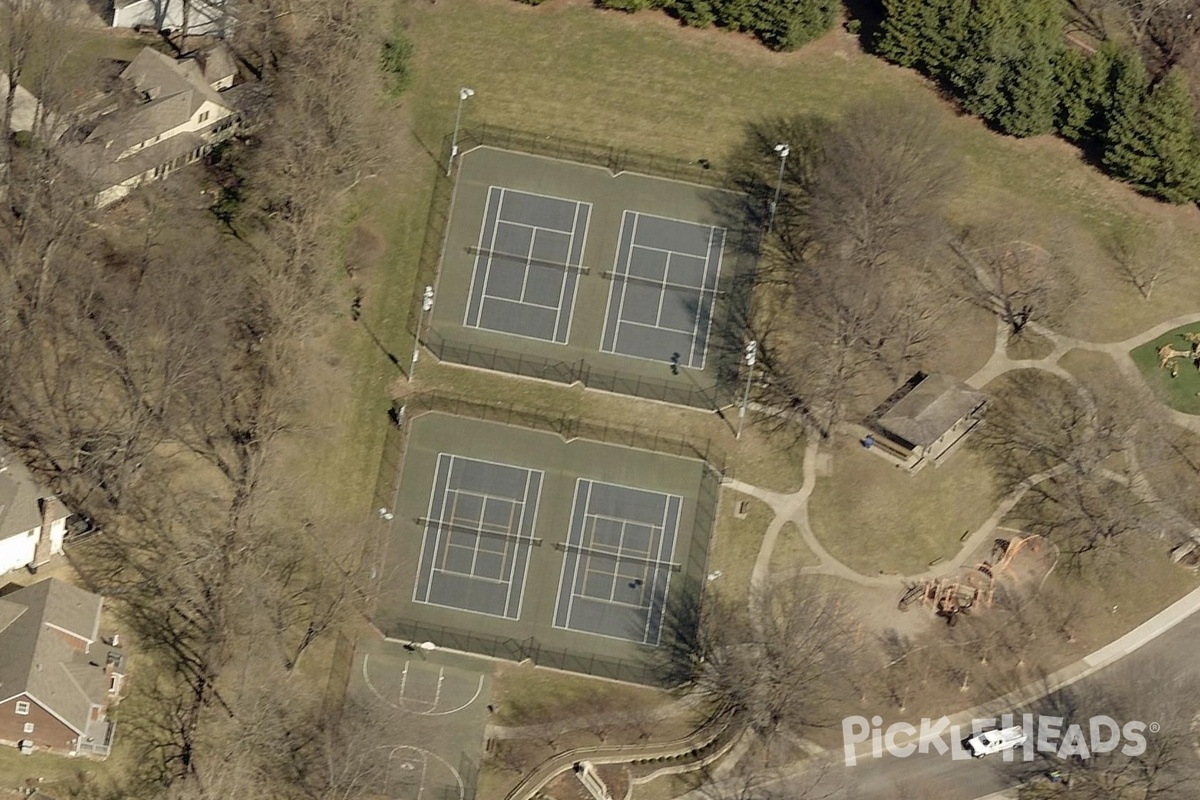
[{"xmin": 865, "ymin": 372, "xmax": 987, "ymax": 473}]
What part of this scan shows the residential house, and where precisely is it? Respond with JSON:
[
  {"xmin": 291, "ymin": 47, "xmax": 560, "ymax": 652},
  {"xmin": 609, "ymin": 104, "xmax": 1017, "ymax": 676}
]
[
  {"xmin": 64, "ymin": 45, "xmax": 240, "ymax": 207},
  {"xmin": 0, "ymin": 451, "xmax": 71, "ymax": 578},
  {"xmin": 1, "ymin": 72, "xmax": 43, "ymax": 135},
  {"xmin": 0, "ymin": 579, "xmax": 124, "ymax": 757},
  {"xmin": 111, "ymin": 0, "xmax": 233, "ymax": 37},
  {"xmin": 865, "ymin": 372, "xmax": 988, "ymax": 473}
]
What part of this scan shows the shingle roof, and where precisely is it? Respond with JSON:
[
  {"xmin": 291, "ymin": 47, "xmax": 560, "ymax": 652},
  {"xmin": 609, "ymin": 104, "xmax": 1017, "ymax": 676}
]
[
  {"xmin": 0, "ymin": 580, "xmax": 106, "ymax": 734},
  {"xmin": 84, "ymin": 47, "xmax": 229, "ymax": 155},
  {"xmin": 875, "ymin": 373, "xmax": 987, "ymax": 450},
  {"xmin": 0, "ymin": 449, "xmax": 55, "ymax": 544},
  {"xmin": 191, "ymin": 42, "xmax": 237, "ymax": 87}
]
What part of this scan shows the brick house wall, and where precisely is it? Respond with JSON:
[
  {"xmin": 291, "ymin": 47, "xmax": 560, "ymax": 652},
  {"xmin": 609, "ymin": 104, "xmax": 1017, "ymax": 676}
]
[{"xmin": 0, "ymin": 694, "xmax": 78, "ymax": 751}]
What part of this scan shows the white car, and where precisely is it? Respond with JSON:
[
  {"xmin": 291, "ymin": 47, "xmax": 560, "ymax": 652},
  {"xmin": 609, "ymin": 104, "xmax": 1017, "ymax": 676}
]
[{"xmin": 965, "ymin": 726, "xmax": 1027, "ymax": 758}]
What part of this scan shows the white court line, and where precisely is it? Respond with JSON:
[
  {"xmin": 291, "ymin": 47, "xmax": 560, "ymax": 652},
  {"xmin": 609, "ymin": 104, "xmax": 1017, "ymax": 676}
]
[
  {"xmin": 556, "ymin": 478, "xmax": 590, "ymax": 629},
  {"xmin": 686, "ymin": 225, "xmax": 717, "ymax": 368},
  {"xmin": 649, "ymin": 495, "xmax": 683, "ymax": 645},
  {"xmin": 610, "ymin": 212, "xmax": 640, "ymax": 355},
  {"xmin": 361, "ymin": 654, "xmax": 486, "ymax": 717},
  {"xmin": 501, "ymin": 472, "xmax": 528, "ymax": 616},
  {"xmin": 517, "ymin": 223, "xmax": 538, "ymax": 305},
  {"xmin": 621, "ymin": 209, "xmax": 719, "ymax": 257},
  {"xmin": 691, "ymin": 226, "xmax": 725, "ymax": 370},
  {"xmin": 414, "ymin": 454, "xmax": 454, "ymax": 605},
  {"xmin": 380, "ymin": 745, "xmax": 465, "ymax": 800},
  {"xmin": 598, "ymin": 211, "xmax": 634, "ymax": 356},
  {"xmin": 418, "ymin": 455, "xmax": 543, "ymax": 618},
  {"xmin": 463, "ymin": 187, "xmax": 504, "ymax": 330},
  {"xmin": 511, "ymin": 469, "xmax": 544, "ymax": 621},
  {"xmin": 652, "ymin": 253, "xmax": 676, "ymax": 330},
  {"xmin": 558, "ymin": 201, "xmax": 592, "ymax": 345}
]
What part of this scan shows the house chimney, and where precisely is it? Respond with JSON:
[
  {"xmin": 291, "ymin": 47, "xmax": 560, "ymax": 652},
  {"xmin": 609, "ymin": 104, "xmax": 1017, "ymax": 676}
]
[{"xmin": 30, "ymin": 495, "xmax": 61, "ymax": 570}]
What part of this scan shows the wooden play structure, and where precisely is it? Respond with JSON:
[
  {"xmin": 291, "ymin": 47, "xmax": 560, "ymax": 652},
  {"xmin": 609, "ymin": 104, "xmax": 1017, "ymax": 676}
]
[
  {"xmin": 1156, "ymin": 332, "xmax": 1200, "ymax": 377},
  {"xmin": 897, "ymin": 536, "xmax": 1047, "ymax": 625}
]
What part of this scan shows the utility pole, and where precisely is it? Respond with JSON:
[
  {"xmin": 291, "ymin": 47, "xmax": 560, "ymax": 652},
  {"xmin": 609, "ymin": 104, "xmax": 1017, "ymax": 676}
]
[{"xmin": 737, "ymin": 339, "xmax": 757, "ymax": 440}]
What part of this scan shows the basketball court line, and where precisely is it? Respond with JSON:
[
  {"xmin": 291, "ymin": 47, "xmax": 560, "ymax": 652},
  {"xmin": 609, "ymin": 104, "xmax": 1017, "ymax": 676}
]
[
  {"xmin": 381, "ymin": 745, "xmax": 466, "ymax": 800},
  {"xmin": 362, "ymin": 654, "xmax": 485, "ymax": 717}
]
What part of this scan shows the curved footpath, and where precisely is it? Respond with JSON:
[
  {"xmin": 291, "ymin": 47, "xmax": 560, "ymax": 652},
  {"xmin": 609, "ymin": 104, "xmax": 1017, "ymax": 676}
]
[{"xmin": 498, "ymin": 313, "xmax": 1200, "ymax": 800}]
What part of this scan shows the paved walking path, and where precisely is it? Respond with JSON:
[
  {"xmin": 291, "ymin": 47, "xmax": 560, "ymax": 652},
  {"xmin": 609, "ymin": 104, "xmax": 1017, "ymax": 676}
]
[
  {"xmin": 695, "ymin": 312, "xmax": 1200, "ymax": 795},
  {"xmin": 728, "ymin": 313, "xmax": 1200, "ymax": 595},
  {"xmin": 493, "ymin": 312, "xmax": 1200, "ymax": 800}
]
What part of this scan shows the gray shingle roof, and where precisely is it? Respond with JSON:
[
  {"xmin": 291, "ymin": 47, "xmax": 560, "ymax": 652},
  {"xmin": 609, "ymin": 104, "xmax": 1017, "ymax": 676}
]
[
  {"xmin": 0, "ymin": 580, "xmax": 106, "ymax": 734},
  {"xmin": 0, "ymin": 450, "xmax": 55, "ymax": 544},
  {"xmin": 84, "ymin": 47, "xmax": 229, "ymax": 156},
  {"xmin": 875, "ymin": 373, "xmax": 987, "ymax": 450}
]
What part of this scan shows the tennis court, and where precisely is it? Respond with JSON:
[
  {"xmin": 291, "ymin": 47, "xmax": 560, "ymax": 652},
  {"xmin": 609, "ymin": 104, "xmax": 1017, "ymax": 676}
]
[
  {"xmin": 553, "ymin": 479, "xmax": 682, "ymax": 645},
  {"xmin": 428, "ymin": 147, "xmax": 755, "ymax": 408},
  {"xmin": 464, "ymin": 187, "xmax": 591, "ymax": 344},
  {"xmin": 377, "ymin": 413, "xmax": 720, "ymax": 683},
  {"xmin": 413, "ymin": 454, "xmax": 543, "ymax": 620},
  {"xmin": 600, "ymin": 211, "xmax": 724, "ymax": 369}
]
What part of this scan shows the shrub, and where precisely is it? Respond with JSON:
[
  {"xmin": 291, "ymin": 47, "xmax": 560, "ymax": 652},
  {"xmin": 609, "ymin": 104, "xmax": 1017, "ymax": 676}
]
[{"xmin": 380, "ymin": 18, "xmax": 416, "ymax": 98}]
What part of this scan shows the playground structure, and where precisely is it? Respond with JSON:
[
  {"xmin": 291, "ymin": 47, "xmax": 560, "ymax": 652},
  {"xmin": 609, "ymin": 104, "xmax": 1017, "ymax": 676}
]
[
  {"xmin": 1156, "ymin": 332, "xmax": 1200, "ymax": 377},
  {"xmin": 897, "ymin": 535, "xmax": 1048, "ymax": 626}
]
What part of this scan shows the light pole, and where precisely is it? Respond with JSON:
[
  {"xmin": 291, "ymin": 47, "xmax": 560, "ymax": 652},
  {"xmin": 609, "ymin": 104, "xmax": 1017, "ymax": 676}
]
[
  {"xmin": 447, "ymin": 87, "xmax": 475, "ymax": 177},
  {"xmin": 767, "ymin": 143, "xmax": 789, "ymax": 233},
  {"xmin": 737, "ymin": 339, "xmax": 757, "ymax": 440},
  {"xmin": 409, "ymin": 285, "xmax": 434, "ymax": 382}
]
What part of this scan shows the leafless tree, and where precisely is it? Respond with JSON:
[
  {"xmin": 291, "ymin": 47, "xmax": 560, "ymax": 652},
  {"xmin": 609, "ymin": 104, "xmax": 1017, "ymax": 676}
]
[
  {"xmin": 949, "ymin": 224, "xmax": 1071, "ymax": 337},
  {"xmin": 1016, "ymin": 661, "xmax": 1200, "ymax": 799},
  {"xmin": 693, "ymin": 578, "xmax": 864, "ymax": 753},
  {"xmin": 1105, "ymin": 220, "xmax": 1174, "ymax": 300},
  {"xmin": 974, "ymin": 370, "xmax": 1157, "ymax": 562},
  {"xmin": 805, "ymin": 101, "xmax": 956, "ymax": 272}
]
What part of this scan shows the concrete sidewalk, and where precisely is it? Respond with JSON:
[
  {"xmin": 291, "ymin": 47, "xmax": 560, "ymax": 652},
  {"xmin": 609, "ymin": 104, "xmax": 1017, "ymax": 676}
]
[{"xmin": 849, "ymin": 579, "xmax": 1200, "ymax": 763}]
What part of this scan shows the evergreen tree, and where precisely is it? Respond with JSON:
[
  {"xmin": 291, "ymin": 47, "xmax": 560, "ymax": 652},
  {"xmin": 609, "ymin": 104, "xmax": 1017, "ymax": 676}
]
[
  {"xmin": 1054, "ymin": 45, "xmax": 1115, "ymax": 145},
  {"xmin": 1101, "ymin": 53, "xmax": 1153, "ymax": 186},
  {"xmin": 948, "ymin": 0, "xmax": 1062, "ymax": 137},
  {"xmin": 875, "ymin": 0, "xmax": 934, "ymax": 67},
  {"xmin": 1104, "ymin": 70, "xmax": 1200, "ymax": 203},
  {"xmin": 752, "ymin": 0, "xmax": 839, "ymax": 51}
]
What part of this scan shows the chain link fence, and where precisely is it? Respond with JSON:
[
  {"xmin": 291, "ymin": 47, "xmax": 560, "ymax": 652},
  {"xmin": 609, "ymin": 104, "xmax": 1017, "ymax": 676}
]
[
  {"xmin": 424, "ymin": 331, "xmax": 732, "ymax": 411},
  {"xmin": 455, "ymin": 123, "xmax": 728, "ymax": 188},
  {"xmin": 383, "ymin": 622, "xmax": 662, "ymax": 685},
  {"xmin": 399, "ymin": 390, "xmax": 729, "ymax": 475}
]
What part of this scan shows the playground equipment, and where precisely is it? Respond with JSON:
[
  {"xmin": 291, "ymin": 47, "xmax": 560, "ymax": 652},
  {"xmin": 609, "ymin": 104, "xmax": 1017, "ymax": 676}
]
[
  {"xmin": 1156, "ymin": 332, "xmax": 1200, "ymax": 377},
  {"xmin": 898, "ymin": 536, "xmax": 1046, "ymax": 625}
]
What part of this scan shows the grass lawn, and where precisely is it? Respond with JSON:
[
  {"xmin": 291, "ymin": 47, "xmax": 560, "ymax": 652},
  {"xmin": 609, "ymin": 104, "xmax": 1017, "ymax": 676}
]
[
  {"xmin": 1130, "ymin": 325, "xmax": 1200, "ymax": 414},
  {"xmin": 706, "ymin": 493, "xmax": 774, "ymax": 603},
  {"xmin": 490, "ymin": 662, "xmax": 673, "ymax": 728},
  {"xmin": 808, "ymin": 435, "xmax": 996, "ymax": 575},
  {"xmin": 767, "ymin": 521, "xmax": 820, "ymax": 576},
  {"xmin": 397, "ymin": 0, "xmax": 1200, "ymax": 346}
]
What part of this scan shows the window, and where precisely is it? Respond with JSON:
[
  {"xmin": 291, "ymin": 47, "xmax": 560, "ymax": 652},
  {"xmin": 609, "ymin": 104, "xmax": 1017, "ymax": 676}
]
[
  {"xmin": 22, "ymin": 723, "xmax": 33, "ymax": 734},
  {"xmin": 14, "ymin": 701, "xmax": 29, "ymax": 715},
  {"xmin": 198, "ymin": 111, "xmax": 210, "ymax": 124}
]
